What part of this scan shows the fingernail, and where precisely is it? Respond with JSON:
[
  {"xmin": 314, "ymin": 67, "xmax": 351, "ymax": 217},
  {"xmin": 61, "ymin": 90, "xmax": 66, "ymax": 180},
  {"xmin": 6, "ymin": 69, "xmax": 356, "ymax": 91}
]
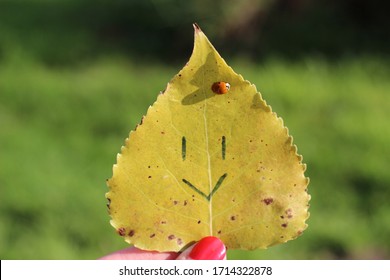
[{"xmin": 189, "ymin": 236, "xmax": 226, "ymax": 260}]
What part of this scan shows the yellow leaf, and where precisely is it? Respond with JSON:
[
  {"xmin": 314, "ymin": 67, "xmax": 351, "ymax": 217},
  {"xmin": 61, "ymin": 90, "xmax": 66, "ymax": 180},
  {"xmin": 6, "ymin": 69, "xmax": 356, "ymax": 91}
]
[{"xmin": 107, "ymin": 24, "xmax": 310, "ymax": 252}]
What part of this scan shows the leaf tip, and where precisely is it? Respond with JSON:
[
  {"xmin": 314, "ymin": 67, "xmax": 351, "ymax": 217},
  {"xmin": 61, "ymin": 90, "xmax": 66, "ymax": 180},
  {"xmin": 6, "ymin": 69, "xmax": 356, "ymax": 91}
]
[{"xmin": 193, "ymin": 22, "xmax": 201, "ymax": 32}]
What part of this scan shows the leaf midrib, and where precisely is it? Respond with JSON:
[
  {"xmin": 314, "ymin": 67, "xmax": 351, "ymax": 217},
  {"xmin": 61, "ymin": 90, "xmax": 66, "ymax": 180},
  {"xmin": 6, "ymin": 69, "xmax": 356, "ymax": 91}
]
[{"xmin": 201, "ymin": 70, "xmax": 214, "ymax": 236}]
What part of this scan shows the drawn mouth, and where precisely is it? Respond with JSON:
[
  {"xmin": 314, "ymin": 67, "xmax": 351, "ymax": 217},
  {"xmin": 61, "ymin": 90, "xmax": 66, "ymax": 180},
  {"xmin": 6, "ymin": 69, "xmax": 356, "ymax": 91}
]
[{"xmin": 182, "ymin": 173, "xmax": 228, "ymax": 201}]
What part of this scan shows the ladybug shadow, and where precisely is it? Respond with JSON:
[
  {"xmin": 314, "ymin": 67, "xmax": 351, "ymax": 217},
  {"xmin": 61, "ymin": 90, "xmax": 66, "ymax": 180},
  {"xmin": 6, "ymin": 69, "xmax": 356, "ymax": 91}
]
[{"xmin": 181, "ymin": 52, "xmax": 221, "ymax": 105}]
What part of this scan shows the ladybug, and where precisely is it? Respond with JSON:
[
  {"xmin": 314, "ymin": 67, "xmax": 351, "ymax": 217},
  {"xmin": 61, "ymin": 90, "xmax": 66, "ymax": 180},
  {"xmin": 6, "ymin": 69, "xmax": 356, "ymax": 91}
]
[{"xmin": 211, "ymin": 82, "xmax": 230, "ymax": 94}]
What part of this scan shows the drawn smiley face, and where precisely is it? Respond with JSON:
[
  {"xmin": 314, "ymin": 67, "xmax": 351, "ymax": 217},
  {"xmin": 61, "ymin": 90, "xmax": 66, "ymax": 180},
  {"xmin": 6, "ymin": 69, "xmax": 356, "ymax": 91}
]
[{"xmin": 181, "ymin": 135, "xmax": 227, "ymax": 201}]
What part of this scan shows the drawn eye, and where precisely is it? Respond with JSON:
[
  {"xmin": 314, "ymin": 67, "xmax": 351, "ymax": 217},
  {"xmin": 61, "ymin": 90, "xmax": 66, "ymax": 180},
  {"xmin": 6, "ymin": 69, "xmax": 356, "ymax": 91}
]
[{"xmin": 211, "ymin": 82, "xmax": 230, "ymax": 94}]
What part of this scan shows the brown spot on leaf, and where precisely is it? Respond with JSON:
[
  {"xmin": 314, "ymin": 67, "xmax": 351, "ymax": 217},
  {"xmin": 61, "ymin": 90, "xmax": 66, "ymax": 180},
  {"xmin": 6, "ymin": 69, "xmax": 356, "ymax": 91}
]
[
  {"xmin": 168, "ymin": 234, "xmax": 175, "ymax": 240},
  {"xmin": 217, "ymin": 230, "xmax": 222, "ymax": 234},
  {"xmin": 150, "ymin": 233, "xmax": 156, "ymax": 238},
  {"xmin": 262, "ymin": 198, "xmax": 274, "ymax": 205},
  {"xmin": 177, "ymin": 238, "xmax": 183, "ymax": 245},
  {"xmin": 117, "ymin": 228, "xmax": 126, "ymax": 236},
  {"xmin": 128, "ymin": 230, "xmax": 135, "ymax": 237},
  {"xmin": 148, "ymin": 175, "xmax": 152, "ymax": 178},
  {"xmin": 161, "ymin": 131, "xmax": 165, "ymax": 134},
  {"xmin": 230, "ymin": 215, "xmax": 236, "ymax": 221},
  {"xmin": 183, "ymin": 200, "xmax": 188, "ymax": 206},
  {"xmin": 197, "ymin": 220, "xmax": 201, "ymax": 224},
  {"xmin": 161, "ymin": 221, "xmax": 167, "ymax": 225},
  {"xmin": 281, "ymin": 223, "xmax": 288, "ymax": 228},
  {"xmin": 173, "ymin": 200, "xmax": 178, "ymax": 205},
  {"xmin": 285, "ymin": 208, "xmax": 293, "ymax": 219}
]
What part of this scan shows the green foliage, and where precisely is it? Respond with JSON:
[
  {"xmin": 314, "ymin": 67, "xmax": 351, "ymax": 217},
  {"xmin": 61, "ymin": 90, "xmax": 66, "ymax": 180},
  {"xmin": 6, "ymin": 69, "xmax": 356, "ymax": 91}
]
[
  {"xmin": 1, "ymin": 52, "xmax": 389, "ymax": 259},
  {"xmin": 1, "ymin": 0, "xmax": 389, "ymax": 65}
]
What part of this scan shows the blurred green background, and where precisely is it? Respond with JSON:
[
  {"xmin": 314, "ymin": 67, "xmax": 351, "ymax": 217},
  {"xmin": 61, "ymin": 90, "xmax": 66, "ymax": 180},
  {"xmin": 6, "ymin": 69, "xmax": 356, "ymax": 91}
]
[{"xmin": 1, "ymin": 0, "xmax": 389, "ymax": 259}]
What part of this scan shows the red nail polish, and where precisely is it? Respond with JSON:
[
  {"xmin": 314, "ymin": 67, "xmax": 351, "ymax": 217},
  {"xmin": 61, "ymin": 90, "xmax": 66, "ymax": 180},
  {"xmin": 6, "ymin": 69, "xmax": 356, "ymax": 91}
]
[{"xmin": 189, "ymin": 236, "xmax": 226, "ymax": 260}]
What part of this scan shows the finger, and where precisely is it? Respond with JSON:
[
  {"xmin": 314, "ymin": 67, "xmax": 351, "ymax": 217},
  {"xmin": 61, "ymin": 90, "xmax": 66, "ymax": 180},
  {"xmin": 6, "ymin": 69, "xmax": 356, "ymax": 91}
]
[
  {"xmin": 99, "ymin": 246, "xmax": 179, "ymax": 260},
  {"xmin": 176, "ymin": 236, "xmax": 226, "ymax": 260}
]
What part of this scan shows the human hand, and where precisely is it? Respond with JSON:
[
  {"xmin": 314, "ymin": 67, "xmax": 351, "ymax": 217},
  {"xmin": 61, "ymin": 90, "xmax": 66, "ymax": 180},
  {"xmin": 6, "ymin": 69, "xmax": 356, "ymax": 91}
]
[{"xmin": 99, "ymin": 236, "xmax": 226, "ymax": 260}]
